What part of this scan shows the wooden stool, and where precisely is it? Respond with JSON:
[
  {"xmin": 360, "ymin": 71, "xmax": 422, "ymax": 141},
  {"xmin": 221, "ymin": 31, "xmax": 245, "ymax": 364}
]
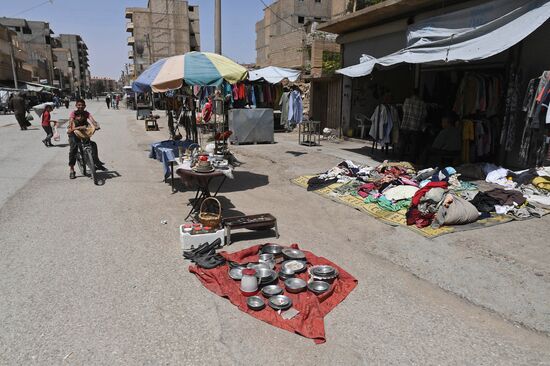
[
  {"xmin": 222, "ymin": 213, "xmax": 279, "ymax": 245},
  {"xmin": 145, "ymin": 116, "xmax": 159, "ymax": 131}
]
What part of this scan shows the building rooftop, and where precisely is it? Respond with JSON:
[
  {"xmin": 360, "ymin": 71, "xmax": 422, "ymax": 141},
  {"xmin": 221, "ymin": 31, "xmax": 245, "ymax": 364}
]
[{"xmin": 318, "ymin": 0, "xmax": 463, "ymax": 34}]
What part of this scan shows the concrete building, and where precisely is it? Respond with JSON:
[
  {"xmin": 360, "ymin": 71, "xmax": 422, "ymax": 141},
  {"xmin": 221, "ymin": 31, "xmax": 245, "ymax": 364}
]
[
  {"xmin": 91, "ymin": 76, "xmax": 119, "ymax": 94},
  {"xmin": 0, "ymin": 17, "xmax": 55, "ymax": 84},
  {"xmin": 255, "ymin": 0, "xmax": 341, "ymax": 74},
  {"xmin": 57, "ymin": 34, "xmax": 90, "ymax": 96},
  {"xmin": 312, "ymin": 0, "xmax": 550, "ymax": 169},
  {"xmin": 52, "ymin": 46, "xmax": 75, "ymax": 93},
  {"xmin": 0, "ymin": 24, "xmax": 32, "ymax": 87},
  {"xmin": 125, "ymin": 0, "xmax": 200, "ymax": 78}
]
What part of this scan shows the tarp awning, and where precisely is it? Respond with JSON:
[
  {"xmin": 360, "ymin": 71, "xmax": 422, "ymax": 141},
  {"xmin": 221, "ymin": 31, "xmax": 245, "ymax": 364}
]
[
  {"xmin": 22, "ymin": 82, "xmax": 59, "ymax": 92},
  {"xmin": 336, "ymin": 0, "xmax": 550, "ymax": 78},
  {"xmin": 248, "ymin": 66, "xmax": 301, "ymax": 84}
]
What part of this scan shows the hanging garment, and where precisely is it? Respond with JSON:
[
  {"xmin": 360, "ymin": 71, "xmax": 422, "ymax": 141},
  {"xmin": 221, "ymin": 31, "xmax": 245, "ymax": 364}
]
[
  {"xmin": 248, "ymin": 86, "xmax": 256, "ymax": 107},
  {"xmin": 462, "ymin": 120, "xmax": 475, "ymax": 163},
  {"xmin": 288, "ymin": 90, "xmax": 303, "ymax": 124},
  {"xmin": 279, "ymin": 92, "xmax": 290, "ymax": 128}
]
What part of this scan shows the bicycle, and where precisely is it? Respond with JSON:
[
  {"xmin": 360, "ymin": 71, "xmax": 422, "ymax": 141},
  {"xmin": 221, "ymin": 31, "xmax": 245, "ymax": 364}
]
[
  {"xmin": 74, "ymin": 127, "xmax": 100, "ymax": 185},
  {"xmin": 75, "ymin": 138, "xmax": 98, "ymax": 185}
]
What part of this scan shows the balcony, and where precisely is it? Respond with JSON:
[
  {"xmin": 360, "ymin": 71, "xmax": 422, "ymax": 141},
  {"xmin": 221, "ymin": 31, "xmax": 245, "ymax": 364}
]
[
  {"xmin": 126, "ymin": 22, "xmax": 134, "ymax": 32},
  {"xmin": 128, "ymin": 50, "xmax": 134, "ymax": 59},
  {"xmin": 127, "ymin": 36, "xmax": 135, "ymax": 45},
  {"xmin": 125, "ymin": 9, "xmax": 133, "ymax": 19}
]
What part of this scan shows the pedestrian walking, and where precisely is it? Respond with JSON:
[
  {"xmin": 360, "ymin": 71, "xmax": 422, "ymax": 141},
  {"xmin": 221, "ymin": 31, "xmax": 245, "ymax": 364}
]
[
  {"xmin": 9, "ymin": 92, "xmax": 30, "ymax": 130},
  {"xmin": 115, "ymin": 94, "xmax": 121, "ymax": 109},
  {"xmin": 41, "ymin": 105, "xmax": 57, "ymax": 147},
  {"xmin": 105, "ymin": 94, "xmax": 111, "ymax": 109}
]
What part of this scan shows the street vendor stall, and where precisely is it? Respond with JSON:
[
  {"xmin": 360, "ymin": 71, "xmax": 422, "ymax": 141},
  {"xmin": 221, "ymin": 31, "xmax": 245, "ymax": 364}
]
[
  {"xmin": 187, "ymin": 243, "xmax": 357, "ymax": 344},
  {"xmin": 292, "ymin": 159, "xmax": 550, "ymax": 238}
]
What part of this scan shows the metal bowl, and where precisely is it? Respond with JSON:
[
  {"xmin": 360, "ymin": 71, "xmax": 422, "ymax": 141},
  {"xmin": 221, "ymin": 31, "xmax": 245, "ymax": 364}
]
[
  {"xmin": 282, "ymin": 248, "xmax": 306, "ymax": 261},
  {"xmin": 259, "ymin": 253, "xmax": 275, "ymax": 262},
  {"xmin": 261, "ymin": 285, "xmax": 283, "ymax": 298},
  {"xmin": 247, "ymin": 296, "xmax": 265, "ymax": 311},
  {"xmin": 255, "ymin": 268, "xmax": 278, "ymax": 284},
  {"xmin": 261, "ymin": 244, "xmax": 284, "ymax": 256},
  {"xmin": 248, "ymin": 262, "xmax": 270, "ymax": 271},
  {"xmin": 282, "ymin": 260, "xmax": 307, "ymax": 274},
  {"xmin": 228, "ymin": 266, "xmax": 244, "ymax": 280},
  {"xmin": 284, "ymin": 277, "xmax": 307, "ymax": 293},
  {"xmin": 312, "ymin": 265, "xmax": 336, "ymax": 276},
  {"xmin": 268, "ymin": 295, "xmax": 293, "ymax": 310},
  {"xmin": 307, "ymin": 280, "xmax": 330, "ymax": 294},
  {"xmin": 278, "ymin": 270, "xmax": 294, "ymax": 281}
]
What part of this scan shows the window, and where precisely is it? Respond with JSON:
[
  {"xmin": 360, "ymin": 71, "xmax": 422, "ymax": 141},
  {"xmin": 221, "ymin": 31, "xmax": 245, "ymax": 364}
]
[
  {"xmin": 14, "ymin": 26, "xmax": 21, "ymax": 32},
  {"xmin": 315, "ymin": 0, "xmax": 321, "ymax": 3},
  {"xmin": 23, "ymin": 27, "xmax": 32, "ymax": 34},
  {"xmin": 298, "ymin": 16, "xmax": 304, "ymax": 24},
  {"xmin": 45, "ymin": 36, "xmax": 51, "ymax": 44}
]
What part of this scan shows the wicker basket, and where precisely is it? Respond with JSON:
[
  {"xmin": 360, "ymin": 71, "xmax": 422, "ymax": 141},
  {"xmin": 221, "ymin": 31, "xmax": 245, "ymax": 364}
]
[{"xmin": 199, "ymin": 197, "xmax": 222, "ymax": 228}]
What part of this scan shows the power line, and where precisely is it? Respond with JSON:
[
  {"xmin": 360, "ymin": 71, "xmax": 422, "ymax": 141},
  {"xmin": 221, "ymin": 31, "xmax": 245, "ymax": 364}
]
[
  {"xmin": 11, "ymin": 0, "xmax": 54, "ymax": 17},
  {"xmin": 258, "ymin": 0, "xmax": 304, "ymax": 32}
]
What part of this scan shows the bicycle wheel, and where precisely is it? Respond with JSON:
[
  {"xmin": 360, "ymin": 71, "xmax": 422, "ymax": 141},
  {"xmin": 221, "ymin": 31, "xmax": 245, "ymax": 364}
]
[
  {"xmin": 76, "ymin": 146, "xmax": 86, "ymax": 176},
  {"xmin": 84, "ymin": 147, "xmax": 97, "ymax": 185}
]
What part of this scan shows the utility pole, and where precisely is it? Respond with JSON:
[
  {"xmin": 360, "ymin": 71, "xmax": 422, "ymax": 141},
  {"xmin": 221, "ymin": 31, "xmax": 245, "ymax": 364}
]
[
  {"xmin": 8, "ymin": 31, "xmax": 19, "ymax": 89},
  {"xmin": 215, "ymin": 0, "xmax": 222, "ymax": 54}
]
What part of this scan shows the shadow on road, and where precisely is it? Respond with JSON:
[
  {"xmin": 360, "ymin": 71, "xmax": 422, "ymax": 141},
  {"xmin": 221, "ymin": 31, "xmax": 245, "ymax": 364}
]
[
  {"xmin": 219, "ymin": 171, "xmax": 269, "ymax": 193},
  {"xmin": 286, "ymin": 150, "xmax": 307, "ymax": 157},
  {"xmin": 95, "ymin": 170, "xmax": 122, "ymax": 186}
]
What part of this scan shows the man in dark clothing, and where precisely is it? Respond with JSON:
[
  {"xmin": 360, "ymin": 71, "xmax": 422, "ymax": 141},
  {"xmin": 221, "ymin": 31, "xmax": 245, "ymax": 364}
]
[{"xmin": 9, "ymin": 93, "xmax": 29, "ymax": 130}]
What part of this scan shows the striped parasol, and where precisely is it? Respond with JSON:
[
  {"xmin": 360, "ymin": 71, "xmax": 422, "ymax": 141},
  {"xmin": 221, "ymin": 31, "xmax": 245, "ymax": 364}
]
[{"xmin": 132, "ymin": 52, "xmax": 247, "ymax": 93}]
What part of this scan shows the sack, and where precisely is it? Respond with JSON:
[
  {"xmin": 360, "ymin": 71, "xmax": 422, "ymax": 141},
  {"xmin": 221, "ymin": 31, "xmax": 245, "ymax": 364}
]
[
  {"xmin": 25, "ymin": 113, "xmax": 34, "ymax": 121},
  {"xmin": 53, "ymin": 127, "xmax": 60, "ymax": 141},
  {"xmin": 433, "ymin": 194, "xmax": 479, "ymax": 228}
]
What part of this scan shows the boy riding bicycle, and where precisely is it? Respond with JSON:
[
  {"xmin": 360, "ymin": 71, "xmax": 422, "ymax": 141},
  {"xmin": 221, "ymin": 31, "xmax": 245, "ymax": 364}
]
[{"xmin": 67, "ymin": 110, "xmax": 105, "ymax": 179}]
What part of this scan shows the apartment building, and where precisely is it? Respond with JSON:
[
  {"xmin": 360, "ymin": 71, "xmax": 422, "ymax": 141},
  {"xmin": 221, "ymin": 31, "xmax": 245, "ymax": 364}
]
[
  {"xmin": 0, "ymin": 17, "xmax": 55, "ymax": 84},
  {"xmin": 52, "ymin": 46, "xmax": 75, "ymax": 93},
  {"xmin": 57, "ymin": 34, "xmax": 90, "ymax": 95},
  {"xmin": 255, "ymin": 0, "xmax": 342, "ymax": 74},
  {"xmin": 91, "ymin": 76, "xmax": 119, "ymax": 94},
  {"xmin": 0, "ymin": 24, "xmax": 32, "ymax": 87},
  {"xmin": 125, "ymin": 0, "xmax": 200, "ymax": 78}
]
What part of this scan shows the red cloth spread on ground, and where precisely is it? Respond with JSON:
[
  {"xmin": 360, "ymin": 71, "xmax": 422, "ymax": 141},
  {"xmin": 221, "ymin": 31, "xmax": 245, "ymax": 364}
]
[{"xmin": 189, "ymin": 244, "xmax": 357, "ymax": 344}]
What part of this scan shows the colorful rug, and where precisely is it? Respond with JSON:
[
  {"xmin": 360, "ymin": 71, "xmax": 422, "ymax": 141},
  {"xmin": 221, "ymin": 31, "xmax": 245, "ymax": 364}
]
[{"xmin": 291, "ymin": 175, "xmax": 515, "ymax": 238}]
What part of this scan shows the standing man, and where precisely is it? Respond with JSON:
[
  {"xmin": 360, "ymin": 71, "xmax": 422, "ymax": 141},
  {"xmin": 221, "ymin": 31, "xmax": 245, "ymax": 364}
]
[
  {"xmin": 9, "ymin": 92, "xmax": 29, "ymax": 130},
  {"xmin": 399, "ymin": 89, "xmax": 427, "ymax": 162},
  {"xmin": 105, "ymin": 94, "xmax": 111, "ymax": 109}
]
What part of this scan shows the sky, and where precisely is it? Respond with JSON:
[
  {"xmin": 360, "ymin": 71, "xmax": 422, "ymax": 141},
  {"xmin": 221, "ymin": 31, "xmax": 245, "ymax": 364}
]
[{"xmin": 1, "ymin": 0, "xmax": 267, "ymax": 79}]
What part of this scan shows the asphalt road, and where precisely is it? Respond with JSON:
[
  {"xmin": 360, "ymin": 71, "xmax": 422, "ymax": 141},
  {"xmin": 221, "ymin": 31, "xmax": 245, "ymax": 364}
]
[{"xmin": 1, "ymin": 101, "xmax": 549, "ymax": 365}]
